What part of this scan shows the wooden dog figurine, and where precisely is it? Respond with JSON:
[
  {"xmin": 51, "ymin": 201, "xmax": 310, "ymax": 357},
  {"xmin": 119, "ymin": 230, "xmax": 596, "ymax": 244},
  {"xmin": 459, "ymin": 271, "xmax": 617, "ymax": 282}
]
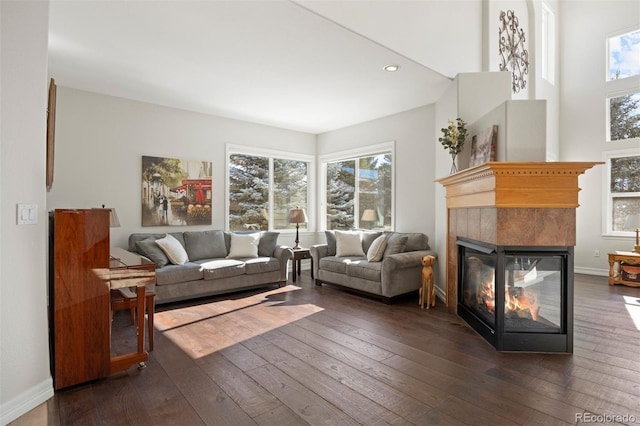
[{"xmin": 419, "ymin": 255, "xmax": 436, "ymax": 309}]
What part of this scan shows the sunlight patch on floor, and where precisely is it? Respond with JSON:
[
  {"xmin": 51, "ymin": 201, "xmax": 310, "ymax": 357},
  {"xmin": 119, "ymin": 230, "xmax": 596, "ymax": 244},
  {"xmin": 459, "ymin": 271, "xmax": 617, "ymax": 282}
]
[
  {"xmin": 623, "ymin": 295, "xmax": 640, "ymax": 331},
  {"xmin": 155, "ymin": 285, "xmax": 325, "ymax": 358}
]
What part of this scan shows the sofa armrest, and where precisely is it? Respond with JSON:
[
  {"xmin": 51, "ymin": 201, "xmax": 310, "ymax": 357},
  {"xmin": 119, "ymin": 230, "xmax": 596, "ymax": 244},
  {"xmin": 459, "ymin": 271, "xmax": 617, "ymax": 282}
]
[
  {"xmin": 274, "ymin": 245, "xmax": 294, "ymax": 281},
  {"xmin": 310, "ymin": 244, "xmax": 329, "ymax": 278},
  {"xmin": 382, "ymin": 250, "xmax": 437, "ymax": 271}
]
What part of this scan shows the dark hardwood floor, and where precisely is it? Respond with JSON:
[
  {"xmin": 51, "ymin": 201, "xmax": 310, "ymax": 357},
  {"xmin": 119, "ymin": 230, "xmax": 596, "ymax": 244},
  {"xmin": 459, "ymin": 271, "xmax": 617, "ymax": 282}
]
[{"xmin": 14, "ymin": 273, "xmax": 640, "ymax": 425}]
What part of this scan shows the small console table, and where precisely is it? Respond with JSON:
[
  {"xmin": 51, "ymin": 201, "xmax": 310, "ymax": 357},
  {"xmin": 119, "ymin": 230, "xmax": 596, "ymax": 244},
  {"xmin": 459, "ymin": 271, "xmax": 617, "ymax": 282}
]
[{"xmin": 608, "ymin": 251, "xmax": 640, "ymax": 287}]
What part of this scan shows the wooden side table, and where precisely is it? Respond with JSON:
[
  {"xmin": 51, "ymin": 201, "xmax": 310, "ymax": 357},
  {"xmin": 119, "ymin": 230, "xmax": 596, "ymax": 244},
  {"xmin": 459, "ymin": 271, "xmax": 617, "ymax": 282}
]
[
  {"xmin": 292, "ymin": 248, "xmax": 313, "ymax": 282},
  {"xmin": 608, "ymin": 251, "xmax": 640, "ymax": 287}
]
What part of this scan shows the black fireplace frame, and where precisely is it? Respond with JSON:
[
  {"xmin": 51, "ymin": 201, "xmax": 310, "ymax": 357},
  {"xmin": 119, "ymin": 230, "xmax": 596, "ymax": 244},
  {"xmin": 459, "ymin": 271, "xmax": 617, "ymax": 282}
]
[{"xmin": 457, "ymin": 237, "xmax": 574, "ymax": 353}]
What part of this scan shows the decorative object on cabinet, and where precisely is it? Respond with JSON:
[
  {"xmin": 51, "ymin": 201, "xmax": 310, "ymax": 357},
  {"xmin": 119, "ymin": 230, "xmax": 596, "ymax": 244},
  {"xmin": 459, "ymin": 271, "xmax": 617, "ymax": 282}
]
[
  {"xmin": 438, "ymin": 118, "xmax": 468, "ymax": 174},
  {"xmin": 141, "ymin": 155, "xmax": 212, "ymax": 227},
  {"xmin": 623, "ymin": 214, "xmax": 640, "ymax": 252},
  {"xmin": 498, "ymin": 9, "xmax": 530, "ymax": 93},
  {"xmin": 287, "ymin": 206, "xmax": 308, "ymax": 250},
  {"xmin": 469, "ymin": 125, "xmax": 498, "ymax": 167}
]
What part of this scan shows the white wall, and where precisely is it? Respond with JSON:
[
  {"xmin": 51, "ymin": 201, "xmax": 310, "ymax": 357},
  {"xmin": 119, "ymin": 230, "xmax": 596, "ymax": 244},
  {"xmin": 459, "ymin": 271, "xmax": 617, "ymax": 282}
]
[
  {"xmin": 46, "ymin": 88, "xmax": 317, "ymax": 249},
  {"xmin": 0, "ymin": 1, "xmax": 54, "ymax": 424},
  {"xmin": 317, "ymin": 105, "xmax": 436, "ymax": 240},
  {"xmin": 559, "ymin": 0, "xmax": 640, "ymax": 274}
]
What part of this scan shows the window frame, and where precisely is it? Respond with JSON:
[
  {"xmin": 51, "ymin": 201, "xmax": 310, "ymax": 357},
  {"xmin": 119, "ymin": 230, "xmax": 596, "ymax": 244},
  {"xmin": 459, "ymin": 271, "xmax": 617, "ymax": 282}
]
[
  {"xmin": 225, "ymin": 144, "xmax": 315, "ymax": 233},
  {"xmin": 602, "ymin": 148, "xmax": 640, "ymax": 237},
  {"xmin": 606, "ymin": 27, "xmax": 640, "ymax": 82},
  {"xmin": 318, "ymin": 141, "xmax": 395, "ymax": 232},
  {"xmin": 606, "ymin": 88, "xmax": 640, "ymax": 142}
]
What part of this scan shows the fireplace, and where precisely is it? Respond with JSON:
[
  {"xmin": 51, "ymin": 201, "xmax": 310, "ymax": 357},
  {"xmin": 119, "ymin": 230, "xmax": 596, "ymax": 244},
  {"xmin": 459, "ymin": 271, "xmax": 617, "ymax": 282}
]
[{"xmin": 457, "ymin": 237, "xmax": 573, "ymax": 352}]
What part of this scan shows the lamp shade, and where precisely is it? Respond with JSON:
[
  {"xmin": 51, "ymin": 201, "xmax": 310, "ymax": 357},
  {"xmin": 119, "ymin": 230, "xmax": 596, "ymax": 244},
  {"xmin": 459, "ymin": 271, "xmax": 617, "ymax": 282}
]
[
  {"xmin": 623, "ymin": 214, "xmax": 640, "ymax": 230},
  {"xmin": 287, "ymin": 207, "xmax": 308, "ymax": 224},
  {"xmin": 361, "ymin": 209, "xmax": 378, "ymax": 222}
]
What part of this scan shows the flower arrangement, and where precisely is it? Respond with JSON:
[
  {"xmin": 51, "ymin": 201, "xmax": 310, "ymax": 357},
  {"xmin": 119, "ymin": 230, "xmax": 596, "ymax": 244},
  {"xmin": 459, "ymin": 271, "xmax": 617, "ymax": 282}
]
[{"xmin": 438, "ymin": 118, "xmax": 468, "ymax": 173}]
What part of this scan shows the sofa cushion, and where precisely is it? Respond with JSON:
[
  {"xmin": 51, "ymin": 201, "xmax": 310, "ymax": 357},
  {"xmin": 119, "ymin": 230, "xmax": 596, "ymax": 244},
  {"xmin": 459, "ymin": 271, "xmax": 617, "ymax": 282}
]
[
  {"xmin": 184, "ymin": 230, "xmax": 227, "ymax": 261},
  {"xmin": 325, "ymin": 230, "xmax": 336, "ymax": 256},
  {"xmin": 403, "ymin": 233, "xmax": 429, "ymax": 251},
  {"xmin": 155, "ymin": 263, "xmax": 203, "ymax": 286},
  {"xmin": 319, "ymin": 256, "xmax": 364, "ymax": 275},
  {"xmin": 136, "ymin": 237, "xmax": 170, "ymax": 268},
  {"xmin": 258, "ymin": 231, "xmax": 279, "ymax": 257},
  {"xmin": 346, "ymin": 260, "xmax": 382, "ymax": 282},
  {"xmin": 383, "ymin": 233, "xmax": 408, "ymax": 257},
  {"xmin": 156, "ymin": 234, "xmax": 189, "ymax": 265},
  {"xmin": 227, "ymin": 232, "xmax": 260, "ymax": 258},
  {"xmin": 198, "ymin": 259, "xmax": 246, "ymax": 280},
  {"xmin": 366, "ymin": 234, "xmax": 387, "ymax": 262},
  {"xmin": 335, "ymin": 230, "xmax": 365, "ymax": 257},
  {"xmin": 244, "ymin": 257, "xmax": 281, "ymax": 274},
  {"xmin": 128, "ymin": 232, "xmax": 185, "ymax": 253},
  {"xmin": 361, "ymin": 231, "xmax": 383, "ymax": 253}
]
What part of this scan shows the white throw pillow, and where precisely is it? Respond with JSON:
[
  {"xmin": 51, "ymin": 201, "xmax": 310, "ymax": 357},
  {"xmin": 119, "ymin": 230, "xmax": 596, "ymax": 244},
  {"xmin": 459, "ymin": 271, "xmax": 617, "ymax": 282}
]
[
  {"xmin": 335, "ymin": 230, "xmax": 365, "ymax": 257},
  {"xmin": 367, "ymin": 234, "xmax": 387, "ymax": 262},
  {"xmin": 227, "ymin": 232, "xmax": 260, "ymax": 258},
  {"xmin": 155, "ymin": 234, "xmax": 189, "ymax": 265}
]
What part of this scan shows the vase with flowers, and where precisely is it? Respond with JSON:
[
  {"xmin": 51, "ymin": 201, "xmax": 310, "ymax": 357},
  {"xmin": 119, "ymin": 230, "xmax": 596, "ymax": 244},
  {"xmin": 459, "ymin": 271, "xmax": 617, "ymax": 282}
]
[{"xmin": 439, "ymin": 118, "xmax": 468, "ymax": 174}]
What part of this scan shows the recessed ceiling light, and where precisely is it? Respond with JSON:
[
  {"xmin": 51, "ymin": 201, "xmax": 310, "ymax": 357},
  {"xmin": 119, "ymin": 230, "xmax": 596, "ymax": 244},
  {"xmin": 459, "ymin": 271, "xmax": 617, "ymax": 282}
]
[{"xmin": 383, "ymin": 64, "xmax": 400, "ymax": 72}]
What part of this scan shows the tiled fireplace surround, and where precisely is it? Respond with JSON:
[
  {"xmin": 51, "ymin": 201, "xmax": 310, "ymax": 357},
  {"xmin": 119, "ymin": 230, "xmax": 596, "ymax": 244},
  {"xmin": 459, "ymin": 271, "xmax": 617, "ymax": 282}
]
[{"xmin": 438, "ymin": 162, "xmax": 601, "ymax": 311}]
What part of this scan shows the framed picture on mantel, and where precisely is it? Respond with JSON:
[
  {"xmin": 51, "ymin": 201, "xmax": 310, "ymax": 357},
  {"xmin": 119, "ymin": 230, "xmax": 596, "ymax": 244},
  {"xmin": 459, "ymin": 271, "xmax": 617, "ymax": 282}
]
[{"xmin": 469, "ymin": 125, "xmax": 498, "ymax": 167}]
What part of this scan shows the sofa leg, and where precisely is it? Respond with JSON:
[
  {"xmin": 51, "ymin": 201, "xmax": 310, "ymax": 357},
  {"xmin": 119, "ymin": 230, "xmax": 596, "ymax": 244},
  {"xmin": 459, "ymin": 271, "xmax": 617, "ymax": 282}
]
[{"xmin": 314, "ymin": 279, "xmax": 322, "ymax": 286}]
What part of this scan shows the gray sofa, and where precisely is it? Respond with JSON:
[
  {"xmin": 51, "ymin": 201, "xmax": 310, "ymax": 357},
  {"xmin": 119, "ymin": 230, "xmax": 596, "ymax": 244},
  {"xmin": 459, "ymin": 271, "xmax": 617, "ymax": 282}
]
[
  {"xmin": 127, "ymin": 230, "xmax": 293, "ymax": 304},
  {"xmin": 311, "ymin": 231, "xmax": 436, "ymax": 303}
]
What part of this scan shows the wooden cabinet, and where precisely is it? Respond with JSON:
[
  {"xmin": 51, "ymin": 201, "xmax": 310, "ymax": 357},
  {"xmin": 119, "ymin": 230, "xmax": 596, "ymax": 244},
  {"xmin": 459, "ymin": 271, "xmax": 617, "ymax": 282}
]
[{"xmin": 49, "ymin": 209, "xmax": 111, "ymax": 390}]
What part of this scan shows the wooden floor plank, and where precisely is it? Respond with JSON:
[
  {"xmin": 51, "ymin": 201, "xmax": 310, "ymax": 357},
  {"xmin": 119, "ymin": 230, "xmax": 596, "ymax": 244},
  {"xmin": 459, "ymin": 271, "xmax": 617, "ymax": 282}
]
[{"xmin": 20, "ymin": 272, "xmax": 640, "ymax": 426}]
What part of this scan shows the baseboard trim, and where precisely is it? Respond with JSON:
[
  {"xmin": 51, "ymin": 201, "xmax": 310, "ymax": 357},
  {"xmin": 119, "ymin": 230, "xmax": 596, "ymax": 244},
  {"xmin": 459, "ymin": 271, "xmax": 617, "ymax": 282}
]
[
  {"xmin": 574, "ymin": 267, "xmax": 608, "ymax": 277},
  {"xmin": 0, "ymin": 377, "xmax": 54, "ymax": 425}
]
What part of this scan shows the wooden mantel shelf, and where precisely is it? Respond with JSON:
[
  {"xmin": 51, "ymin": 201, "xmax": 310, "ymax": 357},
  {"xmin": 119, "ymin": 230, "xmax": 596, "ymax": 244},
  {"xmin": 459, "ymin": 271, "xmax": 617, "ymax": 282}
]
[{"xmin": 436, "ymin": 162, "xmax": 603, "ymax": 209}]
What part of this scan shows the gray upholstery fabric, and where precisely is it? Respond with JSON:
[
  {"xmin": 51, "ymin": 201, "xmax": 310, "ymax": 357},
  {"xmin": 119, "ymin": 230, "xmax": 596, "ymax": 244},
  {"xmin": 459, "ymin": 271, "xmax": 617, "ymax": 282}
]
[
  {"xmin": 383, "ymin": 234, "xmax": 408, "ymax": 257},
  {"xmin": 127, "ymin": 230, "xmax": 292, "ymax": 305},
  {"xmin": 361, "ymin": 231, "xmax": 383, "ymax": 253},
  {"xmin": 135, "ymin": 237, "xmax": 169, "ymax": 268},
  {"xmin": 325, "ymin": 230, "xmax": 336, "ymax": 256},
  {"xmin": 198, "ymin": 259, "xmax": 245, "ymax": 280},
  {"xmin": 155, "ymin": 263, "xmax": 204, "ymax": 286},
  {"xmin": 244, "ymin": 257, "xmax": 281, "ymax": 274},
  {"xmin": 258, "ymin": 231, "xmax": 279, "ymax": 257},
  {"xmin": 346, "ymin": 260, "xmax": 382, "ymax": 282},
  {"xmin": 184, "ymin": 230, "xmax": 227, "ymax": 261},
  {"xmin": 311, "ymin": 231, "xmax": 437, "ymax": 301}
]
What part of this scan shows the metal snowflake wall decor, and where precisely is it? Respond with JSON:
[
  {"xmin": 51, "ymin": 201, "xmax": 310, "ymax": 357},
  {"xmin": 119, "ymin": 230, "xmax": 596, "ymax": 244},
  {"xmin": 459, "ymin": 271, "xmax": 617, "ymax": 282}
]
[{"xmin": 498, "ymin": 10, "xmax": 529, "ymax": 93}]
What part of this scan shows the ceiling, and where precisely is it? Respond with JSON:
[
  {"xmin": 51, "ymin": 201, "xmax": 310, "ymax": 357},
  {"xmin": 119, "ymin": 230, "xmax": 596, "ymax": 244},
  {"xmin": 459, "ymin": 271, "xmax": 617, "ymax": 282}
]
[{"xmin": 48, "ymin": 1, "xmax": 470, "ymax": 134}]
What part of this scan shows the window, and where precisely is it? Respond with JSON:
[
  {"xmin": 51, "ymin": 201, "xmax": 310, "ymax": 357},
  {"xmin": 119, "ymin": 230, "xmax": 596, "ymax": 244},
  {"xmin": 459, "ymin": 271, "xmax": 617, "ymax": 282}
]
[
  {"xmin": 321, "ymin": 143, "xmax": 394, "ymax": 231},
  {"xmin": 605, "ymin": 150, "xmax": 640, "ymax": 235},
  {"xmin": 607, "ymin": 29, "xmax": 640, "ymax": 81},
  {"xmin": 541, "ymin": 3, "xmax": 555, "ymax": 84},
  {"xmin": 606, "ymin": 28, "xmax": 640, "ymax": 142},
  {"xmin": 608, "ymin": 90, "xmax": 640, "ymax": 141},
  {"xmin": 227, "ymin": 146, "xmax": 313, "ymax": 232}
]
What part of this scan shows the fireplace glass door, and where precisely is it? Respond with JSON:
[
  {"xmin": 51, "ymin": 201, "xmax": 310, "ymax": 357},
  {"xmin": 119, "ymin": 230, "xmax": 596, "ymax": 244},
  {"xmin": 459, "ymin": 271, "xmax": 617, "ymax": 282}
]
[
  {"xmin": 503, "ymin": 255, "xmax": 562, "ymax": 333},
  {"xmin": 458, "ymin": 238, "xmax": 573, "ymax": 352}
]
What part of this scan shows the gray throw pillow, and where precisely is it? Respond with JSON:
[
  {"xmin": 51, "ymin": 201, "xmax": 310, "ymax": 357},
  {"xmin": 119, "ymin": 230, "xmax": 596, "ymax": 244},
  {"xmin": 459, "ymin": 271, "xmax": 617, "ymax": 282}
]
[
  {"xmin": 325, "ymin": 230, "xmax": 336, "ymax": 256},
  {"xmin": 258, "ymin": 231, "xmax": 279, "ymax": 257},
  {"xmin": 136, "ymin": 237, "xmax": 169, "ymax": 268},
  {"xmin": 183, "ymin": 230, "xmax": 227, "ymax": 261},
  {"xmin": 361, "ymin": 231, "xmax": 383, "ymax": 253},
  {"xmin": 383, "ymin": 234, "xmax": 408, "ymax": 258}
]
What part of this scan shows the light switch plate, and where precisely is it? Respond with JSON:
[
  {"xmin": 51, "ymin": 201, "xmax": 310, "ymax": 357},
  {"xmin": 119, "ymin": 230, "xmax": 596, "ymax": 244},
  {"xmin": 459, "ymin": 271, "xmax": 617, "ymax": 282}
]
[{"xmin": 17, "ymin": 203, "xmax": 38, "ymax": 225}]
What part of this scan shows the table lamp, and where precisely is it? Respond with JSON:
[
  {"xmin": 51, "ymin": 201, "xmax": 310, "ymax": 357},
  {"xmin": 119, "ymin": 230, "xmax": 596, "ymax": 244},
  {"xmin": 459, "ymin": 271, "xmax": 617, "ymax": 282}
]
[
  {"xmin": 623, "ymin": 214, "xmax": 640, "ymax": 253},
  {"xmin": 287, "ymin": 207, "xmax": 308, "ymax": 250}
]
